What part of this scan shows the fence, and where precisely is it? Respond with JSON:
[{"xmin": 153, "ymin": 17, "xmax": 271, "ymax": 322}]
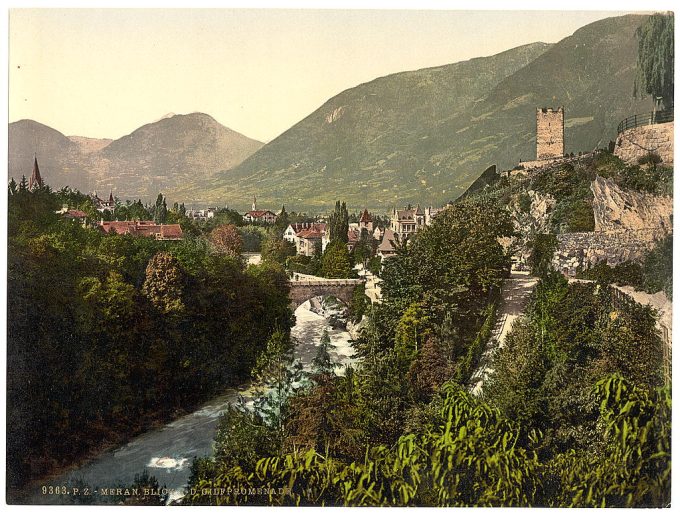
[{"xmin": 617, "ymin": 110, "xmax": 674, "ymax": 134}]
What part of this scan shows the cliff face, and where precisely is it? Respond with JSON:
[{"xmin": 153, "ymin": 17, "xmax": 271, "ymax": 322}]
[{"xmin": 591, "ymin": 175, "xmax": 673, "ymax": 233}]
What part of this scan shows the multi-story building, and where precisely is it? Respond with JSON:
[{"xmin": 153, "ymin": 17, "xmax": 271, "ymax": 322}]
[
  {"xmin": 243, "ymin": 196, "xmax": 277, "ymax": 224},
  {"xmin": 284, "ymin": 222, "xmax": 328, "ymax": 256}
]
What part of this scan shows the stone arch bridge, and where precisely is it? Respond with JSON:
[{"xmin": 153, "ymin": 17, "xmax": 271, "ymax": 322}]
[{"xmin": 289, "ymin": 277, "xmax": 365, "ymax": 310}]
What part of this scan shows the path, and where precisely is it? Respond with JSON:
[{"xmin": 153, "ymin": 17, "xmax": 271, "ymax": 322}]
[{"xmin": 469, "ymin": 271, "xmax": 538, "ymax": 396}]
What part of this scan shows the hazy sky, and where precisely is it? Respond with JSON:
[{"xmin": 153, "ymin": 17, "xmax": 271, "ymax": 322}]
[{"xmin": 9, "ymin": 9, "xmax": 631, "ymax": 142}]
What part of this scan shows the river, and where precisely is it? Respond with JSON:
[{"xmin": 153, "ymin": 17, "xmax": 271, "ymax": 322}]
[{"xmin": 21, "ymin": 300, "xmax": 355, "ymax": 504}]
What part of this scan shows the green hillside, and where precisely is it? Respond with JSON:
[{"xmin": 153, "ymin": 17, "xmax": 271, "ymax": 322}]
[{"xmin": 191, "ymin": 14, "xmax": 650, "ymax": 211}]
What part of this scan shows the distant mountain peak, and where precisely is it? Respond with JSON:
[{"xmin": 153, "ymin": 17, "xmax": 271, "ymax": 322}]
[
  {"xmin": 9, "ymin": 113, "xmax": 263, "ymax": 201},
  {"xmin": 154, "ymin": 112, "xmax": 176, "ymax": 122}
]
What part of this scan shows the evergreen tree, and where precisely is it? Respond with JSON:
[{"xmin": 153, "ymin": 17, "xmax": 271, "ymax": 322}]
[
  {"xmin": 8, "ymin": 178, "xmax": 17, "ymax": 196},
  {"xmin": 18, "ymin": 175, "xmax": 28, "ymax": 192},
  {"xmin": 328, "ymin": 200, "xmax": 349, "ymax": 243},
  {"xmin": 252, "ymin": 330, "xmax": 305, "ymax": 432},
  {"xmin": 312, "ymin": 328, "xmax": 336, "ymax": 375},
  {"xmin": 276, "ymin": 205, "xmax": 290, "ymax": 234},
  {"xmin": 153, "ymin": 193, "xmax": 167, "ymax": 224}
]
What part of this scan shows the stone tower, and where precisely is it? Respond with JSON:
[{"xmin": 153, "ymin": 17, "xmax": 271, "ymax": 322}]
[{"xmin": 536, "ymin": 107, "xmax": 564, "ymax": 160}]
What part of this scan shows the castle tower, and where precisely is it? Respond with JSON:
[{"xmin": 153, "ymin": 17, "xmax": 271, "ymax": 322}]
[
  {"xmin": 536, "ymin": 107, "xmax": 564, "ymax": 160},
  {"xmin": 359, "ymin": 208, "xmax": 373, "ymax": 233},
  {"xmin": 29, "ymin": 154, "xmax": 43, "ymax": 190}
]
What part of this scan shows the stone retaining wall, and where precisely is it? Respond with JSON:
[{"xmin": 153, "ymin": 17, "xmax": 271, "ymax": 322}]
[
  {"xmin": 552, "ymin": 229, "xmax": 666, "ymax": 276},
  {"xmin": 614, "ymin": 122, "xmax": 674, "ymax": 165}
]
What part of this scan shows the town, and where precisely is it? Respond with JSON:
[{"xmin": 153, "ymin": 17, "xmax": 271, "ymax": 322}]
[{"xmin": 6, "ymin": 10, "xmax": 673, "ymax": 509}]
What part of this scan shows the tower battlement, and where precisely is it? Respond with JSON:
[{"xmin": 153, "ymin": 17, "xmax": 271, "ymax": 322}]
[{"xmin": 536, "ymin": 107, "xmax": 564, "ymax": 160}]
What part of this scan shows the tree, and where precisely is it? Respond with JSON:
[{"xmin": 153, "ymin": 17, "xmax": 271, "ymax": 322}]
[
  {"xmin": 312, "ymin": 328, "xmax": 336, "ymax": 375},
  {"xmin": 328, "ymin": 200, "xmax": 349, "ymax": 243},
  {"xmin": 275, "ymin": 205, "xmax": 290, "ymax": 233},
  {"xmin": 8, "ymin": 178, "xmax": 17, "ymax": 196},
  {"xmin": 321, "ymin": 240, "xmax": 352, "ymax": 278},
  {"xmin": 634, "ymin": 13, "xmax": 674, "ymax": 109},
  {"xmin": 209, "ymin": 224, "xmax": 243, "ymax": 257},
  {"xmin": 153, "ymin": 193, "xmax": 167, "ymax": 224},
  {"xmin": 352, "ymin": 229, "xmax": 372, "ymax": 266},
  {"xmin": 261, "ymin": 233, "xmax": 296, "ymax": 265},
  {"xmin": 528, "ymin": 233, "xmax": 558, "ymax": 278},
  {"xmin": 408, "ymin": 336, "xmax": 455, "ymax": 402},
  {"xmin": 251, "ymin": 330, "xmax": 305, "ymax": 432},
  {"xmin": 141, "ymin": 251, "xmax": 186, "ymax": 314}
]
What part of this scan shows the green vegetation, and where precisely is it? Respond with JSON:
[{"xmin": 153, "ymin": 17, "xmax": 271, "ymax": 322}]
[
  {"xmin": 321, "ymin": 240, "xmax": 353, "ymax": 278},
  {"xmin": 483, "ymin": 273, "xmax": 668, "ymax": 506},
  {"xmin": 6, "ymin": 185, "xmax": 293, "ymax": 492},
  {"xmin": 594, "ymin": 152, "xmax": 673, "ymax": 195},
  {"xmin": 578, "ymin": 235, "xmax": 673, "ymax": 299},
  {"xmin": 182, "ymin": 190, "xmax": 669, "ymax": 507},
  {"xmin": 190, "ymin": 15, "xmax": 649, "ymax": 210},
  {"xmin": 634, "ymin": 12, "xmax": 674, "ymax": 109}
]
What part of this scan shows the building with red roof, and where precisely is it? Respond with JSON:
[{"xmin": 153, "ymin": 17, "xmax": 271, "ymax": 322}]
[{"xmin": 98, "ymin": 220, "xmax": 183, "ymax": 241}]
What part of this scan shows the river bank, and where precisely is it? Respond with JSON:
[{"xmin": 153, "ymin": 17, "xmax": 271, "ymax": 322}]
[{"xmin": 15, "ymin": 301, "xmax": 355, "ymax": 504}]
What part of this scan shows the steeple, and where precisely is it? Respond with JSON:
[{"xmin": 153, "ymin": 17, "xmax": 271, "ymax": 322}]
[
  {"xmin": 251, "ymin": 195, "xmax": 257, "ymax": 211},
  {"xmin": 108, "ymin": 190, "xmax": 114, "ymax": 203},
  {"xmin": 29, "ymin": 154, "xmax": 43, "ymax": 190}
]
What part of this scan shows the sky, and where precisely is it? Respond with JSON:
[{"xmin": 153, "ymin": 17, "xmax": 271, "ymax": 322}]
[{"xmin": 8, "ymin": 7, "xmax": 636, "ymax": 143}]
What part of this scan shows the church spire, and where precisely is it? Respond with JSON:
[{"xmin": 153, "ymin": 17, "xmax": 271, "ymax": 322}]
[
  {"xmin": 252, "ymin": 195, "xmax": 257, "ymax": 211},
  {"xmin": 29, "ymin": 154, "xmax": 43, "ymax": 190}
]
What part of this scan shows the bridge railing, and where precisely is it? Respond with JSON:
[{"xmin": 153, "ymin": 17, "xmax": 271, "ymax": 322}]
[
  {"xmin": 617, "ymin": 110, "xmax": 674, "ymax": 134},
  {"xmin": 289, "ymin": 279, "xmax": 364, "ymax": 286}
]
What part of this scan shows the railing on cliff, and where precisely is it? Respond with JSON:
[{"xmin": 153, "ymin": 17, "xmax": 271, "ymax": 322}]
[{"xmin": 616, "ymin": 110, "xmax": 674, "ymax": 134}]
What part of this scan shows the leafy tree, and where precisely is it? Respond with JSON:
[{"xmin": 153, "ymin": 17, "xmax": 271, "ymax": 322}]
[
  {"xmin": 547, "ymin": 375, "xmax": 670, "ymax": 507},
  {"xmin": 634, "ymin": 12, "xmax": 674, "ymax": 109},
  {"xmin": 528, "ymin": 233, "xmax": 558, "ymax": 278},
  {"xmin": 352, "ymin": 229, "xmax": 372, "ymax": 265},
  {"xmin": 322, "ymin": 240, "xmax": 352, "ymax": 278},
  {"xmin": 141, "ymin": 251, "xmax": 186, "ymax": 314},
  {"xmin": 349, "ymin": 284, "xmax": 368, "ymax": 323},
  {"xmin": 642, "ymin": 235, "xmax": 673, "ymax": 298},
  {"xmin": 239, "ymin": 225, "xmax": 267, "ymax": 252},
  {"xmin": 261, "ymin": 232, "xmax": 297, "ymax": 265},
  {"xmin": 393, "ymin": 302, "xmax": 430, "ymax": 365},
  {"xmin": 209, "ymin": 224, "xmax": 243, "ymax": 257}
]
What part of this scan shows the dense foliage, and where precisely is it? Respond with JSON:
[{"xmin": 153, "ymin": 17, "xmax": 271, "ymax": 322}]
[
  {"xmin": 578, "ymin": 235, "xmax": 673, "ymax": 299},
  {"xmin": 634, "ymin": 12, "xmax": 674, "ymax": 109},
  {"xmin": 6, "ymin": 186, "xmax": 293, "ymax": 491}
]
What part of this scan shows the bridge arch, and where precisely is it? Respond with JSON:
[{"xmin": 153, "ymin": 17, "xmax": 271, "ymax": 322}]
[{"xmin": 288, "ymin": 278, "xmax": 365, "ymax": 311}]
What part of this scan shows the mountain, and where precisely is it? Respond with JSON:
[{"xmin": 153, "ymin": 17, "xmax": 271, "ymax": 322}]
[
  {"xmin": 8, "ymin": 120, "xmax": 92, "ymax": 190},
  {"xmin": 8, "ymin": 113, "xmax": 263, "ymax": 200},
  {"xmin": 68, "ymin": 136, "xmax": 113, "ymax": 154},
  {"xmin": 90, "ymin": 113, "xmax": 263, "ymax": 199},
  {"xmin": 190, "ymin": 14, "xmax": 650, "ymax": 211}
]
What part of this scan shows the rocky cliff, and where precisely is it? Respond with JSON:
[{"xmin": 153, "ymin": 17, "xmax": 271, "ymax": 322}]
[{"xmin": 591, "ymin": 175, "xmax": 673, "ymax": 233}]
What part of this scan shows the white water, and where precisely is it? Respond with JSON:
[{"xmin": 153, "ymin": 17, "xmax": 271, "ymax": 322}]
[{"xmin": 22, "ymin": 300, "xmax": 354, "ymax": 504}]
